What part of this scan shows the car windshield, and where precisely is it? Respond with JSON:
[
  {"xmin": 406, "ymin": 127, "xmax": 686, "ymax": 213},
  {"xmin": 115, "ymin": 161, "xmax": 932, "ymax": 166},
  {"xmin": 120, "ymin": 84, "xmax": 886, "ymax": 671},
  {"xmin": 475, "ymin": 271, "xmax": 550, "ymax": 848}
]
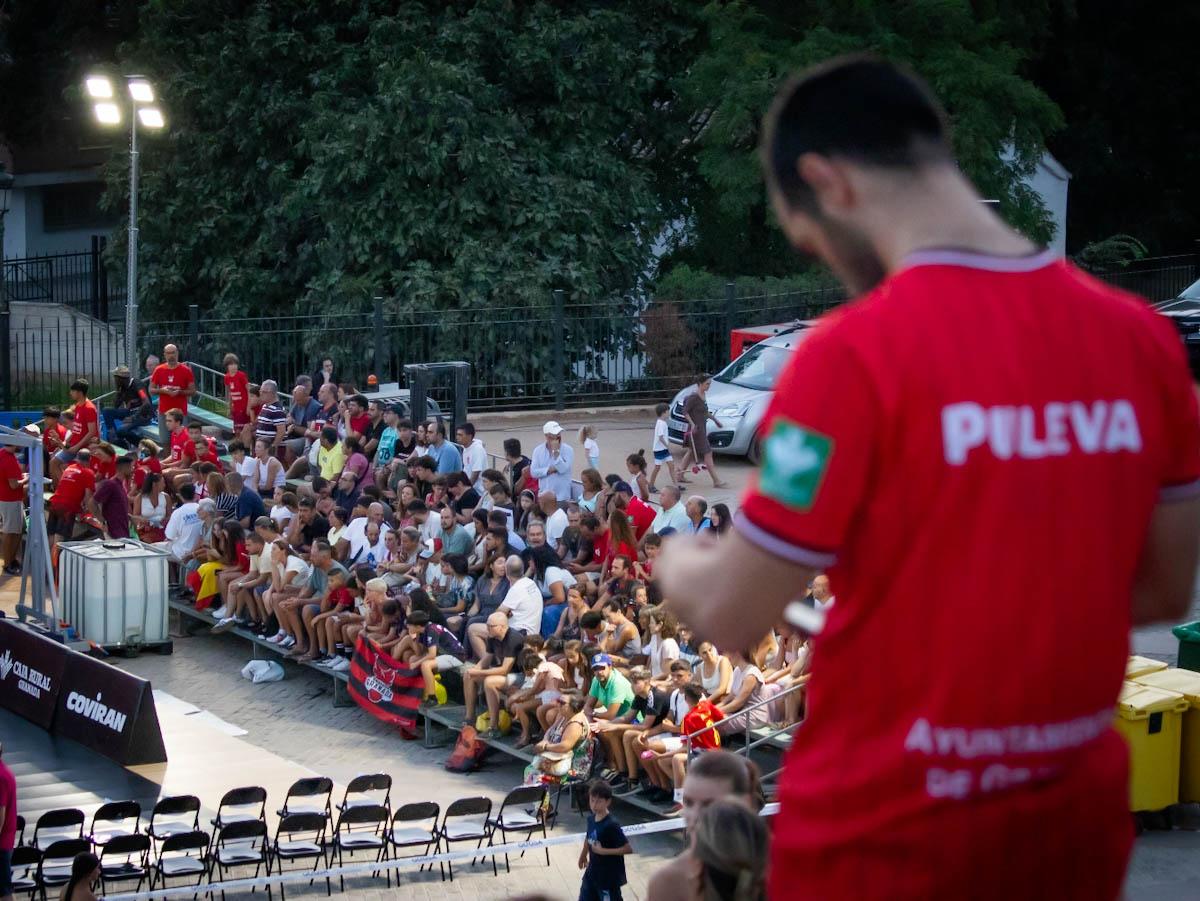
[
  {"xmin": 714, "ymin": 343, "xmax": 793, "ymax": 391},
  {"xmin": 1181, "ymin": 278, "xmax": 1200, "ymax": 301}
]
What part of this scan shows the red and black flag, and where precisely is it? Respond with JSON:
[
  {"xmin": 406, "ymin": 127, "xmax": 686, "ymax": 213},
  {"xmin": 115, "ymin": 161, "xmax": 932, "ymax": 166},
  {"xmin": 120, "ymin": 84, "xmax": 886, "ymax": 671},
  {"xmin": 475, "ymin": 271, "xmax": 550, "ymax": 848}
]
[{"xmin": 347, "ymin": 636, "xmax": 423, "ymax": 736}]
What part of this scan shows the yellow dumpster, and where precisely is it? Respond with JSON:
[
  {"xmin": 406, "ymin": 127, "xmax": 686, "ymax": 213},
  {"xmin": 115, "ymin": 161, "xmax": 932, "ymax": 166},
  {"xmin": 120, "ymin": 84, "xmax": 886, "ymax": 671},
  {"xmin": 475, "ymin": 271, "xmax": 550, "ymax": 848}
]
[
  {"xmin": 1132, "ymin": 667, "xmax": 1200, "ymax": 803},
  {"xmin": 1115, "ymin": 681, "xmax": 1188, "ymax": 811},
  {"xmin": 1127, "ymin": 655, "xmax": 1169, "ymax": 679}
]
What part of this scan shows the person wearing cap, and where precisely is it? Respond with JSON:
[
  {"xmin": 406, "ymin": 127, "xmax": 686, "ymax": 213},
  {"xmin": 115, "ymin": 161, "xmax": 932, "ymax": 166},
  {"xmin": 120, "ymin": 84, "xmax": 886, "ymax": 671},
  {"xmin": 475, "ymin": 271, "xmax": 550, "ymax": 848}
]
[
  {"xmin": 90, "ymin": 455, "xmax": 134, "ymax": 539},
  {"xmin": 531, "ymin": 420, "xmax": 575, "ymax": 502},
  {"xmin": 613, "ymin": 481, "xmax": 655, "ymax": 540},
  {"xmin": 583, "ymin": 653, "xmax": 635, "ymax": 722},
  {"xmin": 101, "ymin": 364, "xmax": 153, "ymax": 449}
]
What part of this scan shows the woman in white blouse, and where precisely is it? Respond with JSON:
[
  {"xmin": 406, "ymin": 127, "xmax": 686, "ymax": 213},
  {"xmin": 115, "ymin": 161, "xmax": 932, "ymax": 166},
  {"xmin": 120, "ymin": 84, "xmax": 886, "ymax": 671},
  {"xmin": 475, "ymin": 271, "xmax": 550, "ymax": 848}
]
[{"xmin": 644, "ymin": 607, "xmax": 682, "ymax": 686}]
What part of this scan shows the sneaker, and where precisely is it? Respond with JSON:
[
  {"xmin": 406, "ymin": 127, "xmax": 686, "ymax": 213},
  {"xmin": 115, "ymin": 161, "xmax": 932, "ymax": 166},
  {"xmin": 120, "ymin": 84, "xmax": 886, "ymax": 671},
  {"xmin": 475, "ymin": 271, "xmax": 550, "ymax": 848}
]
[
  {"xmin": 648, "ymin": 788, "xmax": 674, "ymax": 804},
  {"xmin": 211, "ymin": 606, "xmax": 228, "ymax": 619},
  {"xmin": 607, "ymin": 774, "xmax": 628, "ymax": 790},
  {"xmin": 280, "ymin": 636, "xmax": 296, "ymax": 649},
  {"xmin": 665, "ymin": 802, "xmax": 684, "ymax": 816},
  {"xmin": 210, "ymin": 618, "xmax": 237, "ymax": 634},
  {"xmin": 267, "ymin": 631, "xmax": 287, "ymax": 644},
  {"xmin": 614, "ymin": 779, "xmax": 641, "ymax": 796},
  {"xmin": 328, "ymin": 657, "xmax": 351, "ymax": 673},
  {"xmin": 419, "ymin": 696, "xmax": 439, "ymax": 710},
  {"xmin": 3, "ymin": 563, "xmax": 21, "ymax": 576}
]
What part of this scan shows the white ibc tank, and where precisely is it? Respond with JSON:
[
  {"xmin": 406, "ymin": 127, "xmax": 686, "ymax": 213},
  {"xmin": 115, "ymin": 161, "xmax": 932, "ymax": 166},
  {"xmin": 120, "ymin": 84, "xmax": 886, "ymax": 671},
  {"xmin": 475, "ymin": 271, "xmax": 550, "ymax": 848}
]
[{"xmin": 58, "ymin": 539, "xmax": 170, "ymax": 647}]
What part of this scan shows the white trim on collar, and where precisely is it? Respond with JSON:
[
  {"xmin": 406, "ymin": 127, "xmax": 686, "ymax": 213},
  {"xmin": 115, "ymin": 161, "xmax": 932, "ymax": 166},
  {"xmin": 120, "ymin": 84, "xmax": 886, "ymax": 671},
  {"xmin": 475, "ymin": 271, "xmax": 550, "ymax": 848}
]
[{"xmin": 901, "ymin": 248, "xmax": 1059, "ymax": 273}]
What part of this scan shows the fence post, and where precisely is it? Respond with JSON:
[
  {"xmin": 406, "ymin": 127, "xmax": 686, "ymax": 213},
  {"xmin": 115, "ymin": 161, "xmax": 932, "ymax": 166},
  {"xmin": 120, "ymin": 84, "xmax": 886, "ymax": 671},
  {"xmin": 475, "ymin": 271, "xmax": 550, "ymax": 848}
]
[
  {"xmin": 98, "ymin": 236, "xmax": 110, "ymax": 324},
  {"xmin": 724, "ymin": 282, "xmax": 737, "ymax": 362},
  {"xmin": 552, "ymin": 289, "xmax": 565, "ymax": 410},
  {"xmin": 187, "ymin": 304, "xmax": 199, "ymax": 364},
  {"xmin": 373, "ymin": 296, "xmax": 385, "ymax": 382},
  {"xmin": 0, "ymin": 309, "xmax": 10, "ymax": 410},
  {"xmin": 89, "ymin": 236, "xmax": 102, "ymax": 320}
]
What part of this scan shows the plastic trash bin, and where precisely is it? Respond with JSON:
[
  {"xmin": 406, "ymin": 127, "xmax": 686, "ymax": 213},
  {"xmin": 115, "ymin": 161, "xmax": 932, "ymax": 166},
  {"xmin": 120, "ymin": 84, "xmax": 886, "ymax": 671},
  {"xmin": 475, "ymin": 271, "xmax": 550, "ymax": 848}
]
[
  {"xmin": 1173, "ymin": 622, "xmax": 1200, "ymax": 672},
  {"xmin": 1132, "ymin": 667, "xmax": 1200, "ymax": 803},
  {"xmin": 1115, "ymin": 681, "xmax": 1188, "ymax": 811},
  {"xmin": 1127, "ymin": 656, "xmax": 1169, "ymax": 679}
]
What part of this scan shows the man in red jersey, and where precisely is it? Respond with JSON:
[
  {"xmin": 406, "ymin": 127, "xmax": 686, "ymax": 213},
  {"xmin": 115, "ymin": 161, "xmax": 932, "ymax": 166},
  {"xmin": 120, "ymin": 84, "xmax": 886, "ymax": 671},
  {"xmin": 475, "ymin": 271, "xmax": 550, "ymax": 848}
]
[
  {"xmin": 49, "ymin": 378, "xmax": 98, "ymax": 484},
  {"xmin": 149, "ymin": 343, "xmax": 195, "ymax": 447},
  {"xmin": 657, "ymin": 56, "xmax": 1200, "ymax": 900}
]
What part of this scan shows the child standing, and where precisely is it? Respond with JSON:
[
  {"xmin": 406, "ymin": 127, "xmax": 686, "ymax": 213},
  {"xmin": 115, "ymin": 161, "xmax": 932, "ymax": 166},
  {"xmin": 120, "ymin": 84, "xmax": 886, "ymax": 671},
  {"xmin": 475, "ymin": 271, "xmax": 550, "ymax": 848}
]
[
  {"xmin": 579, "ymin": 425, "xmax": 601, "ymax": 470},
  {"xmin": 647, "ymin": 403, "xmax": 677, "ymax": 492},
  {"xmin": 579, "ymin": 780, "xmax": 632, "ymax": 901}
]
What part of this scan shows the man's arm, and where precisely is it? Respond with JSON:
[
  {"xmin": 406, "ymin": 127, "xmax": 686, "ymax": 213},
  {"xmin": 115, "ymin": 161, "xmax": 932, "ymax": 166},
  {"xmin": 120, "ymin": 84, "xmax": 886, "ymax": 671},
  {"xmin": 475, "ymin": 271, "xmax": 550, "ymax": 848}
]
[
  {"xmin": 529, "ymin": 447, "xmax": 552, "ymax": 479},
  {"xmin": 658, "ymin": 529, "xmax": 815, "ymax": 651},
  {"xmin": 1132, "ymin": 496, "xmax": 1200, "ymax": 625}
]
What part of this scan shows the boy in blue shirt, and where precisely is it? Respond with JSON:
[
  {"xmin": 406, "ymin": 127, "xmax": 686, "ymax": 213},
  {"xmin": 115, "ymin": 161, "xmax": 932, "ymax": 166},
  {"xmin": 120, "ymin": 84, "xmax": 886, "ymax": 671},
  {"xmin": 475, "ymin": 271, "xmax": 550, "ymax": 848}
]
[{"xmin": 578, "ymin": 780, "xmax": 632, "ymax": 901}]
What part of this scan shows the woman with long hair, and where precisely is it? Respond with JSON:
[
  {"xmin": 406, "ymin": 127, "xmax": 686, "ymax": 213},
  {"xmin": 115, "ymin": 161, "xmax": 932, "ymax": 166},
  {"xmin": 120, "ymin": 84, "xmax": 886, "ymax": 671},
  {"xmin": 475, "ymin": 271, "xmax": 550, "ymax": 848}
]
[
  {"xmin": 603, "ymin": 509, "xmax": 638, "ymax": 579},
  {"xmin": 131, "ymin": 471, "xmax": 171, "ymax": 543},
  {"xmin": 691, "ymin": 800, "xmax": 769, "ymax": 900},
  {"xmin": 578, "ymin": 467, "xmax": 604, "ymax": 513},
  {"xmin": 708, "ymin": 503, "xmax": 732, "ymax": 536},
  {"xmin": 60, "ymin": 851, "xmax": 100, "ymax": 901}
]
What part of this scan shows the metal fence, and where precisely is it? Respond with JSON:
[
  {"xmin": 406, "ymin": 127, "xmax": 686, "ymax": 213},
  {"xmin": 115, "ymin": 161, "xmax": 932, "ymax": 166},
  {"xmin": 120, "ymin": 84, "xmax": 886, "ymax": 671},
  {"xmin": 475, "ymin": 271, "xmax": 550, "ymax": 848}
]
[
  {"xmin": 0, "ymin": 239, "xmax": 125, "ymax": 321},
  {"xmin": 1, "ymin": 308, "xmax": 127, "ymax": 409},
  {"xmin": 1092, "ymin": 253, "xmax": 1200, "ymax": 302},
  {"xmin": 132, "ymin": 284, "xmax": 845, "ymax": 413}
]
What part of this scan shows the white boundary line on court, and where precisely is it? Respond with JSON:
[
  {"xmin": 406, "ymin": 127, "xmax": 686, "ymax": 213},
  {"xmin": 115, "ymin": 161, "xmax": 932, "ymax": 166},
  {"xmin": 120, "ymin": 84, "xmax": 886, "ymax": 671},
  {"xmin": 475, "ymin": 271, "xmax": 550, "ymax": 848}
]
[{"xmin": 103, "ymin": 802, "xmax": 780, "ymax": 900}]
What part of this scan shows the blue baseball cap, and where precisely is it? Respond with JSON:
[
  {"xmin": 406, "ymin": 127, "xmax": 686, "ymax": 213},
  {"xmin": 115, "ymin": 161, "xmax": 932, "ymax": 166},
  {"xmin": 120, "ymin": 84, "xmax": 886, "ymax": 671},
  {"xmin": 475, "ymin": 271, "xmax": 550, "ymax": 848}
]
[{"xmin": 591, "ymin": 653, "xmax": 612, "ymax": 669}]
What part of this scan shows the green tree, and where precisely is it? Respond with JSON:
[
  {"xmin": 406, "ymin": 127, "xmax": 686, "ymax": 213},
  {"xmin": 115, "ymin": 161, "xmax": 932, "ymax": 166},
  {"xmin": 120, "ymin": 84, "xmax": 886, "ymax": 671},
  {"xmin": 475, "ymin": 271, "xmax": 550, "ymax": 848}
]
[
  {"xmin": 661, "ymin": 0, "xmax": 1064, "ymax": 278},
  {"xmin": 111, "ymin": 0, "xmax": 699, "ymax": 329}
]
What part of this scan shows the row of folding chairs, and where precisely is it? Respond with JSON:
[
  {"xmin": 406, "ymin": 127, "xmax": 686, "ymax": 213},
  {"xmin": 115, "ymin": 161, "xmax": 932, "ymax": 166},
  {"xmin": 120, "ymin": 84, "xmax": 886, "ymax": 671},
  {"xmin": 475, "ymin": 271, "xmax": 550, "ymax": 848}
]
[{"xmin": 11, "ymin": 782, "xmax": 551, "ymax": 898}]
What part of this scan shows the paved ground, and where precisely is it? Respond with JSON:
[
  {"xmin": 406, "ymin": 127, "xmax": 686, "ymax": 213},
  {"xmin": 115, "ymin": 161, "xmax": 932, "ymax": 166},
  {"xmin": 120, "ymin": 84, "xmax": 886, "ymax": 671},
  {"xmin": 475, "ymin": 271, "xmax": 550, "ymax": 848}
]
[{"xmin": 112, "ymin": 630, "xmax": 682, "ymax": 900}]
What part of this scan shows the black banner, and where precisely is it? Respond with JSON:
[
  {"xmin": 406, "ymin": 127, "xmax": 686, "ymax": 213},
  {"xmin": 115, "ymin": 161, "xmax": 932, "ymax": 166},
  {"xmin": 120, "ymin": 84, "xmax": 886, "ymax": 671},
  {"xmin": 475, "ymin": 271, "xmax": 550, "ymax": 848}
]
[
  {"xmin": 347, "ymin": 635, "xmax": 424, "ymax": 736},
  {"xmin": 0, "ymin": 619, "xmax": 166, "ymax": 766},
  {"xmin": 0, "ymin": 619, "xmax": 67, "ymax": 729},
  {"xmin": 54, "ymin": 651, "xmax": 167, "ymax": 766}
]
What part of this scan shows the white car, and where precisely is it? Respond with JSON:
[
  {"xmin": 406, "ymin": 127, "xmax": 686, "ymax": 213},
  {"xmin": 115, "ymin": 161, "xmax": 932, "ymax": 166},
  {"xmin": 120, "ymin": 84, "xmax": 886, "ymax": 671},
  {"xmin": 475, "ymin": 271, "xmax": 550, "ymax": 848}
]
[{"xmin": 668, "ymin": 323, "xmax": 813, "ymax": 463}]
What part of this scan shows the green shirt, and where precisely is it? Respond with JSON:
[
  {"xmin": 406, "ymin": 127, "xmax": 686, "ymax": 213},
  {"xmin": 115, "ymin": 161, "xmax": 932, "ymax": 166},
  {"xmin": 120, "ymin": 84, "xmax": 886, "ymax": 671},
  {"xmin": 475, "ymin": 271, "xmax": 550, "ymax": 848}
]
[{"xmin": 588, "ymin": 670, "xmax": 635, "ymax": 717}]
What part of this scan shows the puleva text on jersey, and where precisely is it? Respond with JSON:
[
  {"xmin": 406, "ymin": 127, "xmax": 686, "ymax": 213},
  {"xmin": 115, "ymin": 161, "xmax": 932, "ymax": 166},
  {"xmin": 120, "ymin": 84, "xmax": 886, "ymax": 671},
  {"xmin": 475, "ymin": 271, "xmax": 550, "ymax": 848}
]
[{"xmin": 942, "ymin": 400, "xmax": 1142, "ymax": 465}]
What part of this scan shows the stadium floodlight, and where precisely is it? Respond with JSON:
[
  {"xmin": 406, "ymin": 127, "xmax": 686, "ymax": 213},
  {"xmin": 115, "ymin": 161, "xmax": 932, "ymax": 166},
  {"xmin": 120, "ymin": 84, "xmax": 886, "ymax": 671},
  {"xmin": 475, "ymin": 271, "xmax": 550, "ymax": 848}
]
[
  {"xmin": 94, "ymin": 102, "xmax": 121, "ymax": 125},
  {"xmin": 128, "ymin": 80, "xmax": 155, "ymax": 103},
  {"xmin": 86, "ymin": 75, "xmax": 114, "ymax": 99},
  {"xmin": 138, "ymin": 108, "xmax": 164, "ymax": 129}
]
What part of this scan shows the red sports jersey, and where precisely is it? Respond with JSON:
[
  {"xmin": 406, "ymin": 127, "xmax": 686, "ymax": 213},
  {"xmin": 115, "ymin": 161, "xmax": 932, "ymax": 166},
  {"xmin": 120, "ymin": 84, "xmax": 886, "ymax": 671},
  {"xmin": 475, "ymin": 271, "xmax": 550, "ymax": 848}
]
[
  {"xmin": 681, "ymin": 700, "xmax": 723, "ymax": 750},
  {"xmin": 739, "ymin": 250, "xmax": 1200, "ymax": 900},
  {"xmin": 182, "ymin": 436, "xmax": 219, "ymax": 467},
  {"xmin": 625, "ymin": 496, "xmax": 656, "ymax": 539},
  {"xmin": 151, "ymin": 362, "xmax": 194, "ymax": 414},
  {"xmin": 50, "ymin": 462, "xmax": 97, "ymax": 514},
  {"xmin": 90, "ymin": 454, "xmax": 117, "ymax": 481},
  {"xmin": 134, "ymin": 454, "xmax": 162, "ymax": 490},
  {"xmin": 225, "ymin": 370, "xmax": 250, "ymax": 425},
  {"xmin": 68, "ymin": 399, "xmax": 97, "ymax": 447},
  {"xmin": 168, "ymin": 428, "xmax": 190, "ymax": 463},
  {"xmin": 0, "ymin": 448, "xmax": 24, "ymax": 502},
  {"xmin": 42, "ymin": 422, "xmax": 67, "ymax": 455}
]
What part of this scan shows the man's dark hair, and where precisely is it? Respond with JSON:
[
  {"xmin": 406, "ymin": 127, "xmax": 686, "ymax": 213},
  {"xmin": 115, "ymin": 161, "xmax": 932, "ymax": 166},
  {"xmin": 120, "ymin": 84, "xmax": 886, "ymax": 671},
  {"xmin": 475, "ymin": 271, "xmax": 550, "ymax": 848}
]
[
  {"xmin": 415, "ymin": 454, "xmax": 437, "ymax": 472},
  {"xmin": 670, "ymin": 659, "xmax": 692, "ymax": 674},
  {"xmin": 320, "ymin": 426, "xmax": 338, "ymax": 444},
  {"xmin": 70, "ymin": 378, "xmax": 89, "ymax": 395},
  {"xmin": 397, "ymin": 417, "xmax": 413, "ymax": 429},
  {"xmin": 763, "ymin": 54, "xmax": 952, "ymax": 211},
  {"xmin": 312, "ymin": 538, "xmax": 332, "ymax": 555},
  {"xmin": 350, "ymin": 393, "xmax": 368, "ymax": 409},
  {"xmin": 683, "ymin": 682, "xmax": 706, "ymax": 703},
  {"xmin": 407, "ymin": 610, "xmax": 430, "ymax": 627},
  {"xmin": 458, "ymin": 421, "xmax": 476, "ymax": 438},
  {"xmin": 503, "ymin": 438, "xmax": 521, "ymax": 457},
  {"xmin": 580, "ymin": 514, "xmax": 601, "ymax": 532},
  {"xmin": 407, "ymin": 499, "xmax": 428, "ymax": 514},
  {"xmin": 178, "ymin": 483, "xmax": 196, "ymax": 501},
  {"xmin": 580, "ymin": 611, "xmax": 603, "ymax": 630},
  {"xmin": 43, "ymin": 406, "xmax": 61, "ymax": 419},
  {"xmin": 187, "ymin": 421, "xmax": 203, "ymax": 433},
  {"xmin": 228, "ymin": 439, "xmax": 246, "ymax": 454},
  {"xmin": 312, "ymin": 476, "xmax": 330, "ymax": 494},
  {"xmin": 487, "ymin": 510, "xmax": 508, "ymax": 528},
  {"xmin": 298, "ymin": 496, "xmax": 316, "ymax": 510},
  {"xmin": 588, "ymin": 780, "xmax": 613, "ymax": 801}
]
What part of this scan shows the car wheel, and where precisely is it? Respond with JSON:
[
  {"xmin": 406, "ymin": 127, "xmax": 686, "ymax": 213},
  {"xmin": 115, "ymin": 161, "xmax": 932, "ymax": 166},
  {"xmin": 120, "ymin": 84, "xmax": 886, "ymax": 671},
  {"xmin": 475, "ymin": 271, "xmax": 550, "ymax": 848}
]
[{"xmin": 747, "ymin": 434, "xmax": 762, "ymax": 466}]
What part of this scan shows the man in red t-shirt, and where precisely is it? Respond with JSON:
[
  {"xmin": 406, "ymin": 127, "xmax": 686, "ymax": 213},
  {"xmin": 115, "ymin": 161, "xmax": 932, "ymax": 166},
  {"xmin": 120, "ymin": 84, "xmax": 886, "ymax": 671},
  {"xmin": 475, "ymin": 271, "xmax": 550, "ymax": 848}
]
[
  {"xmin": 48, "ymin": 451, "xmax": 97, "ymax": 545},
  {"xmin": 50, "ymin": 378, "xmax": 99, "ymax": 484},
  {"xmin": 223, "ymin": 352, "xmax": 251, "ymax": 430},
  {"xmin": 149, "ymin": 343, "xmax": 195, "ymax": 447},
  {"xmin": 0, "ymin": 444, "xmax": 27, "ymax": 575},
  {"xmin": 614, "ymin": 482, "xmax": 655, "ymax": 539},
  {"xmin": 38, "ymin": 406, "xmax": 67, "ymax": 462},
  {"xmin": 658, "ymin": 58, "xmax": 1200, "ymax": 901}
]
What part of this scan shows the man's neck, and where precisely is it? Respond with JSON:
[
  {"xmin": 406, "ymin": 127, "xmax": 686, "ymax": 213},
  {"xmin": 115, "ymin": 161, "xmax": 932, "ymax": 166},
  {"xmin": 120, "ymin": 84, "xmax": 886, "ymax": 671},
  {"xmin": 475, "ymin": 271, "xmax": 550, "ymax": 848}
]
[{"xmin": 864, "ymin": 170, "xmax": 1039, "ymax": 274}]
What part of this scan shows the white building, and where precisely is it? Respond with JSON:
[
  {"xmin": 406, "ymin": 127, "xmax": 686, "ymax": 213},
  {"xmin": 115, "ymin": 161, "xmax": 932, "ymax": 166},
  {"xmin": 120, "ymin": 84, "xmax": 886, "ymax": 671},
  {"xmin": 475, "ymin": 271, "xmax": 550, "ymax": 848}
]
[{"xmin": 1023, "ymin": 150, "xmax": 1071, "ymax": 257}]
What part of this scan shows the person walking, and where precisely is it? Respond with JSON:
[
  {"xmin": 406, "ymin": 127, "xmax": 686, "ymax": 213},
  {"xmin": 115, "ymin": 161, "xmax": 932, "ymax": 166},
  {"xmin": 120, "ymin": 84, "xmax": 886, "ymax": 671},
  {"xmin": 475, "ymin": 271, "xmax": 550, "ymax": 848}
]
[
  {"xmin": 657, "ymin": 55, "xmax": 1200, "ymax": 901},
  {"xmin": 676, "ymin": 376, "xmax": 728, "ymax": 489}
]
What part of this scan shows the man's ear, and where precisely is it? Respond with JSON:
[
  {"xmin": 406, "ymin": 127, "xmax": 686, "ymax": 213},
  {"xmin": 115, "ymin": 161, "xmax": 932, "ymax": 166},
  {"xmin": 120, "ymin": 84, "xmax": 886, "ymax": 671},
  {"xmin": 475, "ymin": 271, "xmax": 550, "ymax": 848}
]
[{"xmin": 797, "ymin": 153, "xmax": 856, "ymax": 215}]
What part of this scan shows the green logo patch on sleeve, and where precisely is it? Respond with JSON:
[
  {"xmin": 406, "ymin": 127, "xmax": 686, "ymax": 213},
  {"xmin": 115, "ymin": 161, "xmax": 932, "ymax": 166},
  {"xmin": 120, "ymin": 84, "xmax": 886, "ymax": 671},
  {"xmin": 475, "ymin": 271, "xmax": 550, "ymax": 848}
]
[{"xmin": 758, "ymin": 419, "xmax": 834, "ymax": 511}]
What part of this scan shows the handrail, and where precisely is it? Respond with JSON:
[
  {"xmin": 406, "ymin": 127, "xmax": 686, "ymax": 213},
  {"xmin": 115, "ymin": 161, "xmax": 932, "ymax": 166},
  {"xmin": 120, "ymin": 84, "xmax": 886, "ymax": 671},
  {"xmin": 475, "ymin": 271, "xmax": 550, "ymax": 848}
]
[
  {"xmin": 184, "ymin": 360, "xmax": 231, "ymax": 417},
  {"xmin": 683, "ymin": 676, "xmax": 806, "ymax": 758}
]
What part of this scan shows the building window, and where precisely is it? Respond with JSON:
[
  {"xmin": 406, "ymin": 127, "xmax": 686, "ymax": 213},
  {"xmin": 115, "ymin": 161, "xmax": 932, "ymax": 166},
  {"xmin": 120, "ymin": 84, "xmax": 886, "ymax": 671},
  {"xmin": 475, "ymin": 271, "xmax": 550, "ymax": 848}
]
[{"xmin": 41, "ymin": 182, "xmax": 110, "ymax": 231}]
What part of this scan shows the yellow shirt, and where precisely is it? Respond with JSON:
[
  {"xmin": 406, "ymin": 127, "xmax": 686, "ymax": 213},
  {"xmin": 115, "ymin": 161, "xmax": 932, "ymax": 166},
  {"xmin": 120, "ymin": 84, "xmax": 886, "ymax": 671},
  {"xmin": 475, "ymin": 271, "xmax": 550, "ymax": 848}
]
[{"xmin": 318, "ymin": 443, "xmax": 346, "ymax": 481}]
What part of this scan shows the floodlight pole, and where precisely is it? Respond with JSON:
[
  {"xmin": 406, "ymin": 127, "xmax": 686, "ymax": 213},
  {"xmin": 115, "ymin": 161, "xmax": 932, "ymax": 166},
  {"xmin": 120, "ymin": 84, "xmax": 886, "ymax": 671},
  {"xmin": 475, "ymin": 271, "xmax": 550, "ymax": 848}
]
[{"xmin": 126, "ymin": 104, "xmax": 139, "ymax": 366}]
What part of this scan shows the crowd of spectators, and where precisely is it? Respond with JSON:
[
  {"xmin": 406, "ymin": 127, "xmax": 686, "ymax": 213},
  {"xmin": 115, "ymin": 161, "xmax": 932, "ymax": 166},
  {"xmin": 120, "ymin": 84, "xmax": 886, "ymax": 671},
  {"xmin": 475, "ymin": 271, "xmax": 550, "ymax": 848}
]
[{"xmin": 8, "ymin": 345, "xmax": 823, "ymax": 820}]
